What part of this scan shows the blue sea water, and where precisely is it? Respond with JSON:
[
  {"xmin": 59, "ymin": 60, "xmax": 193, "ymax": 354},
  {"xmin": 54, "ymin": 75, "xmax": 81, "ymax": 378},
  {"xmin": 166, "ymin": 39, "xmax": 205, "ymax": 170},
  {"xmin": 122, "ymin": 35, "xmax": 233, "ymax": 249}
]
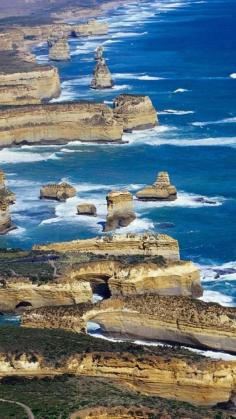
[{"xmin": 0, "ymin": 0, "xmax": 236, "ymax": 305}]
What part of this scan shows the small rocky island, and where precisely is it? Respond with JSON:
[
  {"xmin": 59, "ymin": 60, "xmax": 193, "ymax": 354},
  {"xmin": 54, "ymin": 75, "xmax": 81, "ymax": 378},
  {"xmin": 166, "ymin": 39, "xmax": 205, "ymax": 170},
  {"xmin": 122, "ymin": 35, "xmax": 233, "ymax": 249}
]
[
  {"xmin": 40, "ymin": 182, "xmax": 76, "ymax": 201},
  {"xmin": 91, "ymin": 47, "xmax": 114, "ymax": 89},
  {"xmin": 137, "ymin": 171, "xmax": 177, "ymax": 201},
  {"xmin": 77, "ymin": 203, "xmax": 97, "ymax": 216},
  {"xmin": 48, "ymin": 35, "xmax": 71, "ymax": 61}
]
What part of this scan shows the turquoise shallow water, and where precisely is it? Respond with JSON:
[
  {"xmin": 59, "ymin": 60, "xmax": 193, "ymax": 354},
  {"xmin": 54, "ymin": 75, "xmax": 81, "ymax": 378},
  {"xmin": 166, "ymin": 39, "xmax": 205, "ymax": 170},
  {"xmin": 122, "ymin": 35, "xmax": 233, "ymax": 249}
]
[{"xmin": 0, "ymin": 0, "xmax": 236, "ymax": 305}]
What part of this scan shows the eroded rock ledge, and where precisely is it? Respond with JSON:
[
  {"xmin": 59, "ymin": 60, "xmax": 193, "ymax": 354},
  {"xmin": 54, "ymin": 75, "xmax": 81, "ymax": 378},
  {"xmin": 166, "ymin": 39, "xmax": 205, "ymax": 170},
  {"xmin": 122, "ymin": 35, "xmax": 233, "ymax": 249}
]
[
  {"xmin": 0, "ymin": 327, "xmax": 236, "ymax": 407},
  {"xmin": 22, "ymin": 294, "xmax": 236, "ymax": 354},
  {"xmin": 0, "ymin": 102, "xmax": 123, "ymax": 147},
  {"xmin": 34, "ymin": 233, "xmax": 180, "ymax": 260},
  {"xmin": 0, "ymin": 52, "xmax": 60, "ymax": 106},
  {"xmin": 0, "ymin": 168, "xmax": 16, "ymax": 234}
]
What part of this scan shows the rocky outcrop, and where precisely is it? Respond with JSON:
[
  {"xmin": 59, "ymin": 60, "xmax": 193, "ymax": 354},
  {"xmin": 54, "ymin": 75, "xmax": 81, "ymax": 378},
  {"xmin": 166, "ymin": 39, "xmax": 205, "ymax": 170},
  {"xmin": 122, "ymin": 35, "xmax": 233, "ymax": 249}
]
[
  {"xmin": 136, "ymin": 172, "xmax": 177, "ymax": 201},
  {"xmin": 71, "ymin": 20, "xmax": 108, "ymax": 37},
  {"xmin": 48, "ymin": 37, "xmax": 70, "ymax": 61},
  {"xmin": 1, "ymin": 328, "xmax": 236, "ymax": 407},
  {"xmin": 0, "ymin": 52, "xmax": 60, "ymax": 106},
  {"xmin": 104, "ymin": 190, "xmax": 136, "ymax": 232},
  {"xmin": 0, "ymin": 169, "xmax": 16, "ymax": 234},
  {"xmin": 77, "ymin": 203, "xmax": 97, "ymax": 216},
  {"xmin": 34, "ymin": 233, "xmax": 180, "ymax": 261},
  {"xmin": 91, "ymin": 58, "xmax": 113, "ymax": 89},
  {"xmin": 40, "ymin": 182, "xmax": 76, "ymax": 202},
  {"xmin": 95, "ymin": 45, "xmax": 104, "ymax": 61},
  {"xmin": 113, "ymin": 94, "xmax": 157, "ymax": 131},
  {"xmin": 85, "ymin": 295, "xmax": 236, "ymax": 353},
  {"xmin": 0, "ymin": 102, "xmax": 123, "ymax": 147},
  {"xmin": 0, "ymin": 33, "xmax": 13, "ymax": 51},
  {"xmin": 0, "ymin": 276, "xmax": 92, "ymax": 313},
  {"xmin": 71, "ymin": 406, "xmax": 155, "ymax": 419}
]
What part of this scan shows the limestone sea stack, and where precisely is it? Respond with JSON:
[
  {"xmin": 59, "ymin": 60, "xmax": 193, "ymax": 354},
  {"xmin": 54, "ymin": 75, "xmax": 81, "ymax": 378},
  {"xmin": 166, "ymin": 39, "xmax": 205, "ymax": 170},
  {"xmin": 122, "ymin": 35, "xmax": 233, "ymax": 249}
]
[
  {"xmin": 0, "ymin": 169, "xmax": 16, "ymax": 234},
  {"xmin": 77, "ymin": 203, "xmax": 97, "ymax": 216},
  {"xmin": 48, "ymin": 37, "xmax": 70, "ymax": 61},
  {"xmin": 0, "ymin": 102, "xmax": 123, "ymax": 147},
  {"xmin": 95, "ymin": 45, "xmax": 104, "ymax": 61},
  {"xmin": 104, "ymin": 190, "xmax": 136, "ymax": 232},
  {"xmin": 40, "ymin": 182, "xmax": 76, "ymax": 202},
  {"xmin": 113, "ymin": 94, "xmax": 157, "ymax": 131},
  {"xmin": 34, "ymin": 233, "xmax": 180, "ymax": 261},
  {"xmin": 91, "ymin": 57, "xmax": 113, "ymax": 89},
  {"xmin": 136, "ymin": 171, "xmax": 177, "ymax": 201}
]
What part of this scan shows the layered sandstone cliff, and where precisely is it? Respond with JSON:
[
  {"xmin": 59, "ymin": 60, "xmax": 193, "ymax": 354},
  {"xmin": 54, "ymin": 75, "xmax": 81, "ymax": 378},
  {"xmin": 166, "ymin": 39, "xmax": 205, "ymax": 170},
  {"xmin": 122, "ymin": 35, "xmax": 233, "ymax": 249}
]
[
  {"xmin": 40, "ymin": 182, "xmax": 76, "ymax": 201},
  {"xmin": 48, "ymin": 37, "xmax": 71, "ymax": 61},
  {"xmin": 34, "ymin": 233, "xmax": 180, "ymax": 261},
  {"xmin": 0, "ymin": 169, "xmax": 16, "ymax": 234},
  {"xmin": 113, "ymin": 94, "xmax": 158, "ymax": 131},
  {"xmin": 1, "ymin": 329, "xmax": 236, "ymax": 407},
  {"xmin": 104, "ymin": 190, "xmax": 136, "ymax": 231},
  {"xmin": 0, "ymin": 52, "xmax": 60, "ymax": 106},
  {"xmin": 71, "ymin": 406, "xmax": 155, "ymax": 419},
  {"xmin": 0, "ymin": 33, "xmax": 13, "ymax": 51},
  {"xmin": 85, "ymin": 295, "xmax": 236, "ymax": 353},
  {"xmin": 91, "ymin": 57, "xmax": 113, "ymax": 89},
  {"xmin": 0, "ymin": 102, "xmax": 123, "ymax": 147},
  {"xmin": 0, "ymin": 276, "xmax": 92, "ymax": 313},
  {"xmin": 137, "ymin": 172, "xmax": 177, "ymax": 201}
]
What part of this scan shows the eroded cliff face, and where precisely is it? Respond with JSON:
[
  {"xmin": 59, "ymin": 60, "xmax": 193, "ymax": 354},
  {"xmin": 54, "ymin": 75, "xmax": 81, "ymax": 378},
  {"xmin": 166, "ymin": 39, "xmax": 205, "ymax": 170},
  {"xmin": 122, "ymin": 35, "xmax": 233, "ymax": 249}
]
[
  {"xmin": 34, "ymin": 233, "xmax": 180, "ymax": 261},
  {"xmin": 113, "ymin": 94, "xmax": 158, "ymax": 131},
  {"xmin": 85, "ymin": 295, "xmax": 236, "ymax": 353},
  {"xmin": 0, "ymin": 53, "xmax": 60, "ymax": 106},
  {"xmin": 1, "ymin": 335, "xmax": 236, "ymax": 407},
  {"xmin": 104, "ymin": 190, "xmax": 136, "ymax": 232},
  {"xmin": 71, "ymin": 406, "xmax": 155, "ymax": 419},
  {"xmin": 0, "ymin": 169, "xmax": 16, "ymax": 234},
  {"xmin": 48, "ymin": 37, "xmax": 71, "ymax": 61},
  {"xmin": 0, "ymin": 276, "xmax": 92, "ymax": 312},
  {"xmin": 91, "ymin": 57, "xmax": 113, "ymax": 89},
  {"xmin": 0, "ymin": 102, "xmax": 123, "ymax": 146},
  {"xmin": 40, "ymin": 182, "xmax": 76, "ymax": 201}
]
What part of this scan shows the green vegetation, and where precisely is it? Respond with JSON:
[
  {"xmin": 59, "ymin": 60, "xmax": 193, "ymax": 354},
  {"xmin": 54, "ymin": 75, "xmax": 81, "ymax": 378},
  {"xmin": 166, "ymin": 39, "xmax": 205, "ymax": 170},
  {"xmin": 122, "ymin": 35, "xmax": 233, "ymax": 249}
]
[
  {"xmin": 0, "ymin": 326, "xmax": 204, "ymax": 362},
  {"xmin": 0, "ymin": 375, "xmax": 232, "ymax": 419}
]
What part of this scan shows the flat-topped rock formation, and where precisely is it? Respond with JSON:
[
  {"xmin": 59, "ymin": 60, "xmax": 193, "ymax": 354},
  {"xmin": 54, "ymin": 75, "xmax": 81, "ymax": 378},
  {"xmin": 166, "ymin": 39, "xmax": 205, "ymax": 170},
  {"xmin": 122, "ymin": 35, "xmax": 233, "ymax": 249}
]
[
  {"xmin": 48, "ymin": 37, "xmax": 70, "ymax": 61},
  {"xmin": 0, "ymin": 102, "xmax": 123, "ymax": 147},
  {"xmin": 113, "ymin": 94, "xmax": 157, "ymax": 131},
  {"xmin": 77, "ymin": 203, "xmax": 97, "ymax": 216},
  {"xmin": 0, "ymin": 276, "xmax": 92, "ymax": 313},
  {"xmin": 73, "ymin": 406, "xmax": 155, "ymax": 419},
  {"xmin": 1, "ymin": 327, "xmax": 236, "ymax": 407},
  {"xmin": 0, "ymin": 169, "xmax": 16, "ymax": 234},
  {"xmin": 71, "ymin": 20, "xmax": 108, "ymax": 37},
  {"xmin": 0, "ymin": 52, "xmax": 60, "ymax": 106},
  {"xmin": 91, "ymin": 57, "xmax": 113, "ymax": 89},
  {"xmin": 104, "ymin": 190, "xmax": 136, "ymax": 231},
  {"xmin": 40, "ymin": 182, "xmax": 76, "ymax": 202},
  {"xmin": 137, "ymin": 172, "xmax": 177, "ymax": 201},
  {"xmin": 34, "ymin": 233, "xmax": 180, "ymax": 261}
]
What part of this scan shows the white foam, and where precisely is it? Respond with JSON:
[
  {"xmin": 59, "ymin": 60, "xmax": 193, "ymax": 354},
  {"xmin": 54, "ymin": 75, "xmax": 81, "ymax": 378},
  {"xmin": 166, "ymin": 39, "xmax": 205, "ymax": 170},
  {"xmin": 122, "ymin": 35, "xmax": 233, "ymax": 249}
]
[
  {"xmin": 113, "ymin": 73, "xmax": 164, "ymax": 81},
  {"xmin": 192, "ymin": 117, "xmax": 236, "ymax": 127},
  {"xmin": 200, "ymin": 261, "xmax": 236, "ymax": 283},
  {"xmin": 159, "ymin": 109, "xmax": 195, "ymax": 115},
  {"xmin": 200, "ymin": 290, "xmax": 234, "ymax": 307},
  {"xmin": 124, "ymin": 130, "xmax": 236, "ymax": 147},
  {"xmin": 173, "ymin": 88, "xmax": 189, "ymax": 93},
  {"xmin": 230, "ymin": 73, "xmax": 236, "ymax": 79},
  {"xmin": 0, "ymin": 149, "xmax": 60, "ymax": 164},
  {"xmin": 7, "ymin": 226, "xmax": 26, "ymax": 236},
  {"xmin": 135, "ymin": 191, "xmax": 224, "ymax": 210},
  {"xmin": 111, "ymin": 31, "xmax": 148, "ymax": 38}
]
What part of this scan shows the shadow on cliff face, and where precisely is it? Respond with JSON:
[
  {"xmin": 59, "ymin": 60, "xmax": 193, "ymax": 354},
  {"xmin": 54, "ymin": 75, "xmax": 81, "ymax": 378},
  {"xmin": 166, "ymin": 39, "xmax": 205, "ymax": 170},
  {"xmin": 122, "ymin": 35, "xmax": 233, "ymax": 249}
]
[{"xmin": 90, "ymin": 277, "xmax": 111, "ymax": 300}]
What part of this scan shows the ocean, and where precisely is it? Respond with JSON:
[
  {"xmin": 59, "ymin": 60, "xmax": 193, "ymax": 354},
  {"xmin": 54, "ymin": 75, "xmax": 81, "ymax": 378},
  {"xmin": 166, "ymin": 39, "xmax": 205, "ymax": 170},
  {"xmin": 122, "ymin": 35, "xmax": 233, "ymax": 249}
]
[{"xmin": 0, "ymin": 0, "xmax": 236, "ymax": 306}]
